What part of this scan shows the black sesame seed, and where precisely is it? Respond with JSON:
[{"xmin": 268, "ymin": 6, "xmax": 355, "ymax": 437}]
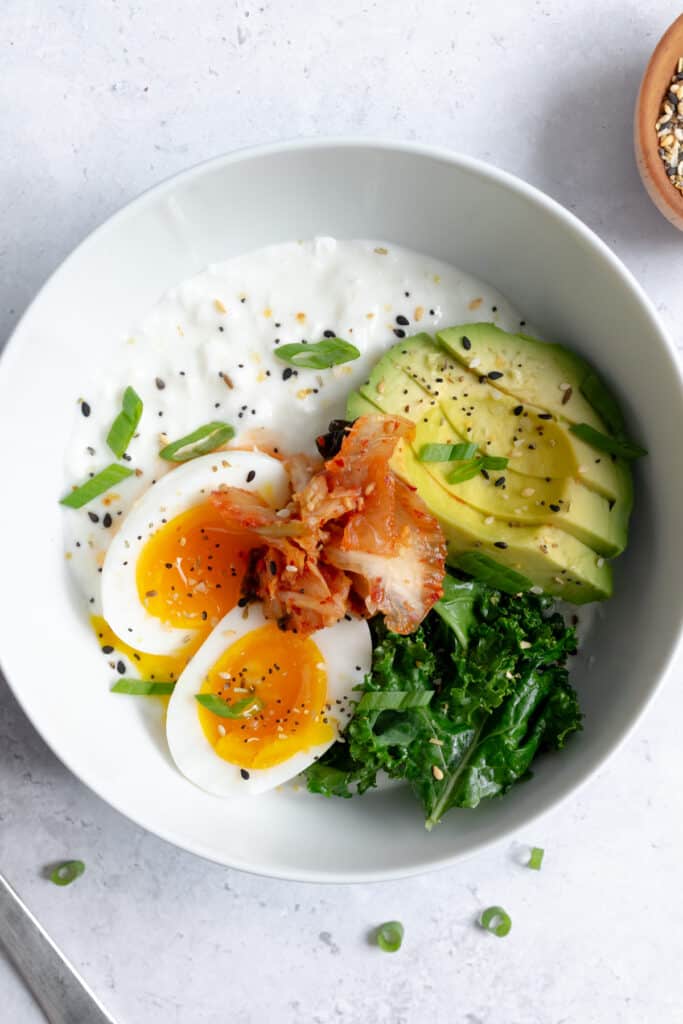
[
  {"xmin": 246, "ymin": 470, "xmax": 256, "ymax": 483},
  {"xmin": 549, "ymin": 504, "xmax": 560, "ymax": 512},
  {"xmin": 487, "ymin": 370, "xmax": 504, "ymax": 380},
  {"xmin": 102, "ymin": 512, "xmax": 113, "ymax": 528},
  {"xmin": 237, "ymin": 597, "xmax": 248, "ymax": 608},
  {"xmin": 519, "ymin": 320, "xmax": 526, "ymax": 327},
  {"xmin": 513, "ymin": 405, "xmax": 523, "ymax": 416},
  {"xmin": 323, "ymin": 329, "xmax": 336, "ymax": 338},
  {"xmin": 116, "ymin": 660, "xmax": 126, "ymax": 674},
  {"xmin": 393, "ymin": 328, "xmax": 406, "ymax": 339},
  {"xmin": 491, "ymin": 305, "xmax": 498, "ymax": 312},
  {"xmin": 88, "ymin": 511, "xmax": 99, "ymax": 523},
  {"xmin": 101, "ymin": 645, "xmax": 114, "ymax": 654},
  {"xmin": 269, "ymin": 560, "xmax": 277, "ymax": 575},
  {"xmin": 155, "ymin": 377, "xmax": 166, "ymax": 390},
  {"xmin": 240, "ymin": 768, "xmax": 250, "ymax": 780},
  {"xmin": 81, "ymin": 401, "xmax": 91, "ymax": 417},
  {"xmin": 282, "ymin": 367, "xmax": 293, "ymax": 381},
  {"xmin": 218, "ymin": 325, "xmax": 224, "ymax": 332},
  {"xmin": 396, "ymin": 314, "xmax": 409, "ymax": 326},
  {"xmin": 494, "ymin": 541, "xmax": 508, "ymax": 549},
  {"xmin": 494, "ymin": 476, "xmax": 506, "ymax": 488},
  {"xmin": 538, "ymin": 413, "xmax": 552, "ymax": 420},
  {"xmin": 462, "ymin": 336, "xmax": 472, "ymax": 350}
]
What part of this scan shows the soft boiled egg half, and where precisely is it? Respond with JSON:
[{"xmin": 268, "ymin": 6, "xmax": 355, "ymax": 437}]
[
  {"xmin": 167, "ymin": 603, "xmax": 372, "ymax": 794},
  {"xmin": 101, "ymin": 450, "xmax": 290, "ymax": 655}
]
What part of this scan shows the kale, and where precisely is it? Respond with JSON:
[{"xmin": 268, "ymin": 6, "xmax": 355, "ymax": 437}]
[{"xmin": 305, "ymin": 575, "xmax": 582, "ymax": 828}]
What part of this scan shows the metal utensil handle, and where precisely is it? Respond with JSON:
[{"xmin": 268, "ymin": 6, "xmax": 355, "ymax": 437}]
[{"xmin": 0, "ymin": 872, "xmax": 117, "ymax": 1024}]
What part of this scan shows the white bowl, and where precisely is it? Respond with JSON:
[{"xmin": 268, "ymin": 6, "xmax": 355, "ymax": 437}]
[{"xmin": 1, "ymin": 140, "xmax": 681, "ymax": 882}]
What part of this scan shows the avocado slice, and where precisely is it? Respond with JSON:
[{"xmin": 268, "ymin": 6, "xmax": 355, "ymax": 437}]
[
  {"xmin": 390, "ymin": 439, "xmax": 612, "ymax": 603},
  {"xmin": 353, "ymin": 333, "xmax": 631, "ymax": 505},
  {"xmin": 411, "ymin": 409, "xmax": 628, "ymax": 557},
  {"xmin": 346, "ymin": 391, "xmax": 381, "ymax": 419},
  {"xmin": 437, "ymin": 322, "xmax": 611, "ymax": 429}
]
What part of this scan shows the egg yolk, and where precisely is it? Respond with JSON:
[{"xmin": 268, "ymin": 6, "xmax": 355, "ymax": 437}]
[
  {"xmin": 92, "ymin": 614, "xmax": 203, "ymax": 685},
  {"xmin": 197, "ymin": 621, "xmax": 335, "ymax": 770},
  {"xmin": 135, "ymin": 501, "xmax": 254, "ymax": 632}
]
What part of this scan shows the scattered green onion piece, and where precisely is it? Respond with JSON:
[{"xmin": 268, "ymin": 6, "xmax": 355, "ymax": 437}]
[
  {"xmin": 50, "ymin": 860, "xmax": 85, "ymax": 887},
  {"xmin": 479, "ymin": 454, "xmax": 509, "ymax": 471},
  {"xmin": 419, "ymin": 442, "xmax": 478, "ymax": 463},
  {"xmin": 111, "ymin": 679, "xmax": 175, "ymax": 696},
  {"xmin": 580, "ymin": 371, "xmax": 625, "ymax": 435},
  {"xmin": 569, "ymin": 423, "xmax": 647, "ymax": 459},
  {"xmin": 454, "ymin": 552, "xmax": 533, "ymax": 595},
  {"xmin": 357, "ymin": 690, "xmax": 434, "ymax": 712},
  {"xmin": 60, "ymin": 463, "xmax": 134, "ymax": 508},
  {"xmin": 447, "ymin": 458, "xmax": 485, "ymax": 484},
  {"xmin": 159, "ymin": 421, "xmax": 235, "ymax": 462},
  {"xmin": 480, "ymin": 906, "xmax": 511, "ymax": 937},
  {"xmin": 376, "ymin": 920, "xmax": 404, "ymax": 953},
  {"xmin": 274, "ymin": 338, "xmax": 360, "ymax": 370},
  {"xmin": 195, "ymin": 694, "xmax": 264, "ymax": 718},
  {"xmin": 106, "ymin": 385, "xmax": 143, "ymax": 458},
  {"xmin": 528, "ymin": 846, "xmax": 544, "ymax": 870}
]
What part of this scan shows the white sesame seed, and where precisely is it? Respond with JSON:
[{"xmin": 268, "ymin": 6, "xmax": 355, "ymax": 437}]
[
  {"xmin": 530, "ymin": 585, "xmax": 544, "ymax": 595},
  {"xmin": 484, "ymin": 515, "xmax": 495, "ymax": 525},
  {"xmin": 519, "ymin": 640, "xmax": 532, "ymax": 650},
  {"xmin": 559, "ymin": 381, "xmax": 571, "ymax": 391},
  {"xmin": 597, "ymin": 557, "xmax": 605, "ymax": 568},
  {"xmin": 522, "ymin": 487, "xmax": 535, "ymax": 497},
  {"xmin": 469, "ymin": 357, "xmax": 481, "ymax": 368},
  {"xmin": 217, "ymin": 724, "xmax": 226, "ymax": 736},
  {"xmin": 432, "ymin": 765, "xmax": 444, "ymax": 780}
]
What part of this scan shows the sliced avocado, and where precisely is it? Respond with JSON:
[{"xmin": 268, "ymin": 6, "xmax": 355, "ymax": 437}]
[
  {"xmin": 390, "ymin": 439, "xmax": 612, "ymax": 603},
  {"xmin": 346, "ymin": 391, "xmax": 381, "ymax": 419},
  {"xmin": 437, "ymin": 322, "xmax": 609, "ymax": 429},
  {"xmin": 356, "ymin": 333, "xmax": 630, "ymax": 505},
  {"xmin": 411, "ymin": 410, "xmax": 628, "ymax": 557}
]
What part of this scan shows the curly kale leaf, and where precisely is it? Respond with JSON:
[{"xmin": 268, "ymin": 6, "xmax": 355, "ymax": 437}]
[{"xmin": 305, "ymin": 576, "xmax": 582, "ymax": 826}]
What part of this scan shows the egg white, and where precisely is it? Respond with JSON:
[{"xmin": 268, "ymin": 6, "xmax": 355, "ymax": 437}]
[
  {"xmin": 101, "ymin": 450, "xmax": 290, "ymax": 655},
  {"xmin": 166, "ymin": 603, "xmax": 373, "ymax": 796}
]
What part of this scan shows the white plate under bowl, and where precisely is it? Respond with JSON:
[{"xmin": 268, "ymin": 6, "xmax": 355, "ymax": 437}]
[{"xmin": 1, "ymin": 140, "xmax": 682, "ymax": 883}]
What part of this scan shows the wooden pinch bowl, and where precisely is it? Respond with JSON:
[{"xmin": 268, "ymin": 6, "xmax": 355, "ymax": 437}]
[{"xmin": 635, "ymin": 13, "xmax": 683, "ymax": 230}]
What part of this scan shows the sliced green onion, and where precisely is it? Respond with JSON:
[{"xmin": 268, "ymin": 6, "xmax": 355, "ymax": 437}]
[
  {"xmin": 569, "ymin": 423, "xmax": 646, "ymax": 459},
  {"xmin": 357, "ymin": 690, "xmax": 435, "ymax": 712},
  {"xmin": 274, "ymin": 338, "xmax": 360, "ymax": 370},
  {"xmin": 480, "ymin": 454, "xmax": 508, "ymax": 471},
  {"xmin": 49, "ymin": 860, "xmax": 85, "ymax": 887},
  {"xmin": 480, "ymin": 906, "xmax": 511, "ymax": 937},
  {"xmin": 111, "ymin": 679, "xmax": 175, "ymax": 695},
  {"xmin": 528, "ymin": 846, "xmax": 544, "ymax": 870},
  {"xmin": 580, "ymin": 371, "xmax": 625, "ymax": 435},
  {"xmin": 419, "ymin": 442, "xmax": 478, "ymax": 463},
  {"xmin": 60, "ymin": 463, "xmax": 134, "ymax": 508},
  {"xmin": 454, "ymin": 551, "xmax": 533, "ymax": 595},
  {"xmin": 106, "ymin": 385, "xmax": 143, "ymax": 458},
  {"xmin": 160, "ymin": 421, "xmax": 235, "ymax": 462},
  {"xmin": 447, "ymin": 458, "xmax": 485, "ymax": 484},
  {"xmin": 376, "ymin": 920, "xmax": 404, "ymax": 952},
  {"xmin": 195, "ymin": 694, "xmax": 264, "ymax": 718}
]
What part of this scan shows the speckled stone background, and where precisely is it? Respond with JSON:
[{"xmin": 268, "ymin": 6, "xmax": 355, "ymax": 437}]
[{"xmin": 2, "ymin": 3, "xmax": 683, "ymax": 1022}]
